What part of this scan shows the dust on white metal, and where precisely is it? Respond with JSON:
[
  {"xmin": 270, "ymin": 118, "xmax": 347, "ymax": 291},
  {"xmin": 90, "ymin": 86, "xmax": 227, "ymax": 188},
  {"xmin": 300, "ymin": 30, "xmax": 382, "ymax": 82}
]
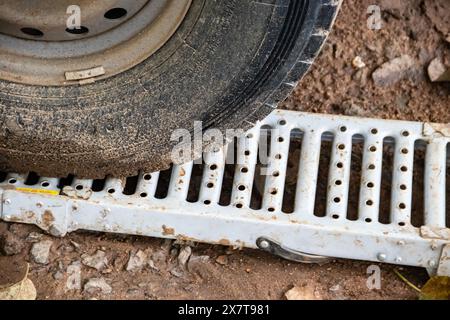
[{"xmin": 1, "ymin": 110, "xmax": 449, "ymax": 275}]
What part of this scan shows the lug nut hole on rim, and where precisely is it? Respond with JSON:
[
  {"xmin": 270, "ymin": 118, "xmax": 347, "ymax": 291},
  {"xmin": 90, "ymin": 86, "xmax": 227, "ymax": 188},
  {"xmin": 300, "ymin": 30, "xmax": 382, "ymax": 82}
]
[
  {"xmin": 66, "ymin": 26, "xmax": 89, "ymax": 35},
  {"xmin": 104, "ymin": 8, "xmax": 128, "ymax": 20},
  {"xmin": 21, "ymin": 27, "xmax": 44, "ymax": 37}
]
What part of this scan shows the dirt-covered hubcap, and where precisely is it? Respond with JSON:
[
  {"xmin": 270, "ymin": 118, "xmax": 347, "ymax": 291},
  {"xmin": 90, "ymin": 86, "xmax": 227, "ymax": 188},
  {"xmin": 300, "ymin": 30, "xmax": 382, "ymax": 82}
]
[{"xmin": 0, "ymin": 0, "xmax": 192, "ymax": 86}]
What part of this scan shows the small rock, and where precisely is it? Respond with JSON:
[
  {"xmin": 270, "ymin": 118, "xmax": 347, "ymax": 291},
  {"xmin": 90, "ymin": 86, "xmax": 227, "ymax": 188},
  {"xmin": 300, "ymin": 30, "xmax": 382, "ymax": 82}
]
[
  {"xmin": 161, "ymin": 239, "xmax": 173, "ymax": 252},
  {"xmin": 0, "ymin": 232, "xmax": 24, "ymax": 256},
  {"xmin": 329, "ymin": 284, "xmax": 348, "ymax": 300},
  {"xmin": 149, "ymin": 250, "xmax": 167, "ymax": 271},
  {"xmin": 170, "ymin": 268, "xmax": 184, "ymax": 278},
  {"xmin": 53, "ymin": 271, "xmax": 64, "ymax": 281},
  {"xmin": 112, "ymin": 255, "xmax": 127, "ymax": 271},
  {"xmin": 66, "ymin": 261, "xmax": 82, "ymax": 292},
  {"xmin": 26, "ymin": 232, "xmax": 43, "ymax": 243},
  {"xmin": 84, "ymin": 278, "xmax": 112, "ymax": 295},
  {"xmin": 30, "ymin": 240, "xmax": 53, "ymax": 264},
  {"xmin": 215, "ymin": 255, "xmax": 228, "ymax": 266},
  {"xmin": 61, "ymin": 244, "xmax": 75, "ymax": 253},
  {"xmin": 101, "ymin": 268, "xmax": 113, "ymax": 274},
  {"xmin": 352, "ymin": 56, "xmax": 366, "ymax": 69},
  {"xmin": 6, "ymin": 224, "xmax": 25, "ymax": 235},
  {"xmin": 177, "ymin": 246, "xmax": 192, "ymax": 269},
  {"xmin": 126, "ymin": 250, "xmax": 147, "ymax": 272},
  {"xmin": 170, "ymin": 248, "xmax": 179, "ymax": 259},
  {"xmin": 329, "ymin": 284, "xmax": 341, "ymax": 293},
  {"xmin": 148, "ymin": 259, "xmax": 159, "ymax": 271},
  {"xmin": 70, "ymin": 240, "xmax": 81, "ymax": 250},
  {"xmin": 81, "ymin": 250, "xmax": 108, "ymax": 271},
  {"xmin": 187, "ymin": 255, "xmax": 210, "ymax": 273},
  {"xmin": 428, "ymin": 58, "xmax": 450, "ymax": 82},
  {"xmin": 372, "ymin": 55, "xmax": 415, "ymax": 86},
  {"xmin": 285, "ymin": 285, "xmax": 320, "ymax": 300},
  {"xmin": 126, "ymin": 288, "xmax": 141, "ymax": 296}
]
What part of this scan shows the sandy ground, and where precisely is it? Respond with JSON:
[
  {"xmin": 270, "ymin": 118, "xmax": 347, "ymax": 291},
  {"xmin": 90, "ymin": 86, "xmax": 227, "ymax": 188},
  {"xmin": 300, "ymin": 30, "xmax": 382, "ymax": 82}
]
[{"xmin": 1, "ymin": 0, "xmax": 449, "ymax": 300}]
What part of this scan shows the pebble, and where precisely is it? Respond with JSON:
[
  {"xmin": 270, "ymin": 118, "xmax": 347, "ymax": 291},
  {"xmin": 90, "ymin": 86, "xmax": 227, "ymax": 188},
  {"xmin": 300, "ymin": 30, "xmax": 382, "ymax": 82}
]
[
  {"xmin": 187, "ymin": 255, "xmax": 210, "ymax": 273},
  {"xmin": 170, "ymin": 268, "xmax": 184, "ymax": 278},
  {"xmin": 329, "ymin": 284, "xmax": 342, "ymax": 292},
  {"xmin": 177, "ymin": 246, "xmax": 192, "ymax": 269},
  {"xmin": 26, "ymin": 232, "xmax": 43, "ymax": 243},
  {"xmin": 126, "ymin": 288, "xmax": 141, "ymax": 296},
  {"xmin": 285, "ymin": 285, "xmax": 320, "ymax": 300},
  {"xmin": 149, "ymin": 250, "xmax": 167, "ymax": 271},
  {"xmin": 84, "ymin": 278, "xmax": 112, "ymax": 295},
  {"xmin": 70, "ymin": 240, "xmax": 81, "ymax": 250},
  {"xmin": 352, "ymin": 56, "xmax": 366, "ymax": 69},
  {"xmin": 148, "ymin": 259, "xmax": 159, "ymax": 271},
  {"xmin": 53, "ymin": 271, "xmax": 64, "ymax": 281},
  {"xmin": 215, "ymin": 255, "xmax": 228, "ymax": 266},
  {"xmin": 428, "ymin": 57, "xmax": 450, "ymax": 82},
  {"xmin": 126, "ymin": 250, "xmax": 147, "ymax": 272},
  {"xmin": 30, "ymin": 240, "xmax": 53, "ymax": 264},
  {"xmin": 66, "ymin": 261, "xmax": 82, "ymax": 291},
  {"xmin": 0, "ymin": 232, "xmax": 24, "ymax": 256},
  {"xmin": 81, "ymin": 250, "xmax": 108, "ymax": 271},
  {"xmin": 372, "ymin": 55, "xmax": 415, "ymax": 86}
]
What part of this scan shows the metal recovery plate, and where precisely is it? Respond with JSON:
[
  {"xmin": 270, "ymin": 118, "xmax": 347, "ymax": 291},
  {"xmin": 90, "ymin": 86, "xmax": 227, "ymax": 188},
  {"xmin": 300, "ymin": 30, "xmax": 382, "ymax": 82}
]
[{"xmin": 1, "ymin": 110, "xmax": 449, "ymax": 275}]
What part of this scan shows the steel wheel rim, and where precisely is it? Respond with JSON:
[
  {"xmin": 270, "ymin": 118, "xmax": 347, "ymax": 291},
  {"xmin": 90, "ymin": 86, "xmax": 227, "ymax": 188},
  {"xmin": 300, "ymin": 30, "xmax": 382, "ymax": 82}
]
[{"xmin": 0, "ymin": 0, "xmax": 192, "ymax": 86}]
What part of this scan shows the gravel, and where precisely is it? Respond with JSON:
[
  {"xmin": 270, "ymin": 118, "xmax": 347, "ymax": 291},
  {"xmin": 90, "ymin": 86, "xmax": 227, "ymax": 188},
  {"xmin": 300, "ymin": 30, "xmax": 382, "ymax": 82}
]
[{"xmin": 30, "ymin": 240, "xmax": 53, "ymax": 265}]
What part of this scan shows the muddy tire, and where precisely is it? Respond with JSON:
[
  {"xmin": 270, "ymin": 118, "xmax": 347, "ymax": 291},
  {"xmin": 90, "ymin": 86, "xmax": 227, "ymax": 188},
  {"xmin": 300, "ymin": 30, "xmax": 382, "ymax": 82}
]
[{"xmin": 0, "ymin": 0, "xmax": 340, "ymax": 178}]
